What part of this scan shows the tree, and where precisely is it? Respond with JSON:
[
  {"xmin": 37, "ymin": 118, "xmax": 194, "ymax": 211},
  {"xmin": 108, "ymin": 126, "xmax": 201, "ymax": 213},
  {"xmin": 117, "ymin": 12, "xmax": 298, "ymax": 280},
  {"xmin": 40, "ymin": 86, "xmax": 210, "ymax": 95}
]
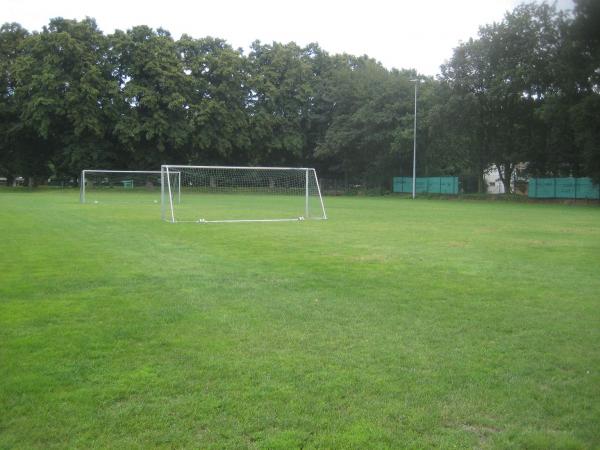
[
  {"xmin": 246, "ymin": 41, "xmax": 316, "ymax": 165},
  {"xmin": 110, "ymin": 26, "xmax": 189, "ymax": 168},
  {"xmin": 12, "ymin": 18, "xmax": 118, "ymax": 182},
  {"xmin": 426, "ymin": 81, "xmax": 486, "ymax": 191},
  {"xmin": 4, "ymin": 4, "xmax": 596, "ymax": 191},
  {"xmin": 441, "ymin": 3, "xmax": 570, "ymax": 193},
  {"xmin": 314, "ymin": 55, "xmax": 417, "ymax": 188},
  {"xmin": 177, "ymin": 35, "xmax": 250, "ymax": 164},
  {"xmin": 0, "ymin": 23, "xmax": 29, "ymax": 184},
  {"xmin": 569, "ymin": 0, "xmax": 600, "ymax": 183}
]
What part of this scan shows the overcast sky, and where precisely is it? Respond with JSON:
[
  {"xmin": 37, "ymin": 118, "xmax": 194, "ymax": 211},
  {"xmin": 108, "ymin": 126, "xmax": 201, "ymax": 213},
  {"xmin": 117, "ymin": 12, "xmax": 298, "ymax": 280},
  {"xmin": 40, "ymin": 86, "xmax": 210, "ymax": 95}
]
[{"xmin": 4, "ymin": 0, "xmax": 575, "ymax": 76}]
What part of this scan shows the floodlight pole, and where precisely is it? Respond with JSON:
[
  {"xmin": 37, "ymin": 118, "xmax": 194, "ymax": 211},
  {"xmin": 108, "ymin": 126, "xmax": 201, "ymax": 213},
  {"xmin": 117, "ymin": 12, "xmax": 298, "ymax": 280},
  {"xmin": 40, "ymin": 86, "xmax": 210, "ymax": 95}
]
[
  {"xmin": 80, "ymin": 170, "xmax": 86, "ymax": 203},
  {"xmin": 410, "ymin": 78, "xmax": 420, "ymax": 200}
]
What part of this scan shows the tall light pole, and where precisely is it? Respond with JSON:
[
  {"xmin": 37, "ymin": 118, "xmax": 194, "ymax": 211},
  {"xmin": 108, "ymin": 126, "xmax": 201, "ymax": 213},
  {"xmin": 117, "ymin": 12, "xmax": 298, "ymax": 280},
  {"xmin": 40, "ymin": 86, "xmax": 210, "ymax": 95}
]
[{"xmin": 409, "ymin": 78, "xmax": 422, "ymax": 200}]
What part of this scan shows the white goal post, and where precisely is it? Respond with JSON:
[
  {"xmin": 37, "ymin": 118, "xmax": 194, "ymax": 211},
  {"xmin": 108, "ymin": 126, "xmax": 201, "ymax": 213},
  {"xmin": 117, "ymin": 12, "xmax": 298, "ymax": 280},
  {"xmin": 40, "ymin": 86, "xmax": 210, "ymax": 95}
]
[
  {"xmin": 80, "ymin": 170, "xmax": 180, "ymax": 204},
  {"xmin": 161, "ymin": 165, "xmax": 327, "ymax": 223}
]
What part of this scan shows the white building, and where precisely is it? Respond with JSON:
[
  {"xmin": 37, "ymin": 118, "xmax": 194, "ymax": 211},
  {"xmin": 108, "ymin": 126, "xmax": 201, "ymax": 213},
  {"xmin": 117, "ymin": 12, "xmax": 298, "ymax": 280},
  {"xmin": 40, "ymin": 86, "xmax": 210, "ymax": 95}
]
[
  {"xmin": 484, "ymin": 163, "xmax": 528, "ymax": 194},
  {"xmin": 484, "ymin": 167, "xmax": 506, "ymax": 194}
]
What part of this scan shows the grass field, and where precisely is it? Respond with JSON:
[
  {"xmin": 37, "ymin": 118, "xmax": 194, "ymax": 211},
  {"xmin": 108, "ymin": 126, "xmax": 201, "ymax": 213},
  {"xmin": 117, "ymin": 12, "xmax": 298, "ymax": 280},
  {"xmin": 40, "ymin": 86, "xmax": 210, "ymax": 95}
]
[{"xmin": 1, "ymin": 190, "xmax": 599, "ymax": 449}]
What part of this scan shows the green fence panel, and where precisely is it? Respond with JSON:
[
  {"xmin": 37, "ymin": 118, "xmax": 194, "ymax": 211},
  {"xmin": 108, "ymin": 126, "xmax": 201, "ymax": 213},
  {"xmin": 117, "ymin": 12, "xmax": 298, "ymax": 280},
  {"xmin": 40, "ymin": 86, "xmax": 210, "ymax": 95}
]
[
  {"xmin": 393, "ymin": 177, "xmax": 410, "ymax": 193},
  {"xmin": 416, "ymin": 178, "xmax": 428, "ymax": 193},
  {"xmin": 440, "ymin": 177, "xmax": 458, "ymax": 194},
  {"xmin": 393, "ymin": 177, "xmax": 458, "ymax": 194},
  {"xmin": 529, "ymin": 177, "xmax": 599, "ymax": 199},
  {"xmin": 575, "ymin": 178, "xmax": 600, "ymax": 199},
  {"xmin": 427, "ymin": 177, "xmax": 441, "ymax": 194},
  {"xmin": 529, "ymin": 178, "xmax": 537, "ymax": 197},
  {"xmin": 556, "ymin": 178, "xmax": 576, "ymax": 198},
  {"xmin": 392, "ymin": 177, "xmax": 414, "ymax": 193},
  {"xmin": 529, "ymin": 178, "xmax": 556, "ymax": 198},
  {"xmin": 540, "ymin": 178, "xmax": 556, "ymax": 197}
]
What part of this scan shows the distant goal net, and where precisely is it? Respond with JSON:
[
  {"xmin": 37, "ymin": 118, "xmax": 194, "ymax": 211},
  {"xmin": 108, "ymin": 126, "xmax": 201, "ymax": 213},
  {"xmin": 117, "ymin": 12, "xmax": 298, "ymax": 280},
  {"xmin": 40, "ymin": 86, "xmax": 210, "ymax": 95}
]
[
  {"xmin": 161, "ymin": 165, "xmax": 327, "ymax": 223},
  {"xmin": 80, "ymin": 170, "xmax": 180, "ymax": 204}
]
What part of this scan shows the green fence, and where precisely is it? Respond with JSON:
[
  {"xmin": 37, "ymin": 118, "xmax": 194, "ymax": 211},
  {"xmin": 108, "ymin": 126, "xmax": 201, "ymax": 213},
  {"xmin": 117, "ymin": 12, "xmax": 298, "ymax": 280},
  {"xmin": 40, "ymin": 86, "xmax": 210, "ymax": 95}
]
[
  {"xmin": 528, "ymin": 177, "xmax": 600, "ymax": 199},
  {"xmin": 393, "ymin": 177, "xmax": 459, "ymax": 194}
]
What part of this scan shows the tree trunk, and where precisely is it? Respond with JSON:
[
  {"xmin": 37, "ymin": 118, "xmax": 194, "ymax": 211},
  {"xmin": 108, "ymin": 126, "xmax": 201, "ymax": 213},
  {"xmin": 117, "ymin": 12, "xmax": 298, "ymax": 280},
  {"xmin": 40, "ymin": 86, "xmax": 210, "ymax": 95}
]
[
  {"xmin": 478, "ymin": 161, "xmax": 486, "ymax": 193},
  {"xmin": 496, "ymin": 163, "xmax": 513, "ymax": 194},
  {"xmin": 343, "ymin": 168, "xmax": 348, "ymax": 193}
]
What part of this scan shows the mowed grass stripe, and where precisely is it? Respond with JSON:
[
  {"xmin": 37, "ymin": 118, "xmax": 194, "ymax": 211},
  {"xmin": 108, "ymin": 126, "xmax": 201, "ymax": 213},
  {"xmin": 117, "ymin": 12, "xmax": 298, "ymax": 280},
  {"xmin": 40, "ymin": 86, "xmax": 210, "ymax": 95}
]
[{"xmin": 1, "ymin": 191, "xmax": 599, "ymax": 448}]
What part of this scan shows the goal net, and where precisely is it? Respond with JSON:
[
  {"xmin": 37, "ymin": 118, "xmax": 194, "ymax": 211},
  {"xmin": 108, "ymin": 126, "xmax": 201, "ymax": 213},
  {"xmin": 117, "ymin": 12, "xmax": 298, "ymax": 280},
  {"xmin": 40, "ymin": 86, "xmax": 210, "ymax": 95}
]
[
  {"xmin": 161, "ymin": 165, "xmax": 327, "ymax": 223},
  {"xmin": 80, "ymin": 170, "xmax": 180, "ymax": 204}
]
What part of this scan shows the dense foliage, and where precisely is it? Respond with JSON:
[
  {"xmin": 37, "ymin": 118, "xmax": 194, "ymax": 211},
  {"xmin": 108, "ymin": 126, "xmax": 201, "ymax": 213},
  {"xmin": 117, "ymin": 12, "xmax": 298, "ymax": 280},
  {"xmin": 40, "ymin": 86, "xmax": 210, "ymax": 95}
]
[{"xmin": 0, "ymin": 0, "xmax": 598, "ymax": 190}]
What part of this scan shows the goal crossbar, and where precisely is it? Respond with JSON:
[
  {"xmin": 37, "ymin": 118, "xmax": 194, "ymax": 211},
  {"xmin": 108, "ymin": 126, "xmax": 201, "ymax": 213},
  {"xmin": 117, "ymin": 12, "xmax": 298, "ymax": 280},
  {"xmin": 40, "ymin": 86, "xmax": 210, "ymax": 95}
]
[
  {"xmin": 81, "ymin": 170, "xmax": 163, "ymax": 173},
  {"xmin": 166, "ymin": 165, "xmax": 314, "ymax": 171}
]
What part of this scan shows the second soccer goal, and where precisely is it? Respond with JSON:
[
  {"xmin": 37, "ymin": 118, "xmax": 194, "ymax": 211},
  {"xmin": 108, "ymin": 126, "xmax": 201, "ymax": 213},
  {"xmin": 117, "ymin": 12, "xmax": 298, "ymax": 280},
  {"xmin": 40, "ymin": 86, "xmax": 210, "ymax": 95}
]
[
  {"xmin": 80, "ymin": 170, "xmax": 180, "ymax": 204},
  {"xmin": 161, "ymin": 165, "xmax": 327, "ymax": 223}
]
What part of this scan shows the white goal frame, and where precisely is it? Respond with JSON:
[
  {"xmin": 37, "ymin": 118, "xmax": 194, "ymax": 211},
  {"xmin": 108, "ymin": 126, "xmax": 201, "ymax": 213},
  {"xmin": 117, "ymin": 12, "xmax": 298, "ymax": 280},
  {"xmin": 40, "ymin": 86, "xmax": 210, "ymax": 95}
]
[
  {"xmin": 80, "ymin": 169, "xmax": 180, "ymax": 204},
  {"xmin": 161, "ymin": 165, "xmax": 327, "ymax": 223}
]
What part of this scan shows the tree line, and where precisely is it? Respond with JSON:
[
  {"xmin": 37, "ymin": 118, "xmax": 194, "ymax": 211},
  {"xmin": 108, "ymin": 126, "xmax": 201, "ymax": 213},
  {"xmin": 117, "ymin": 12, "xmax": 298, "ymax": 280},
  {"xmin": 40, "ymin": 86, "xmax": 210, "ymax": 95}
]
[{"xmin": 0, "ymin": 0, "xmax": 598, "ymax": 192}]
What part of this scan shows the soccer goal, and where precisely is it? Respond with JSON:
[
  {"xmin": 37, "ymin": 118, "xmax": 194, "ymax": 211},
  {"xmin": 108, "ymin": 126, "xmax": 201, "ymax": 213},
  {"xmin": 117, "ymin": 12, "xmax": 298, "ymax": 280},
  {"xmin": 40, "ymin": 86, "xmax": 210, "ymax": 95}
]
[
  {"xmin": 80, "ymin": 170, "xmax": 180, "ymax": 204},
  {"xmin": 161, "ymin": 165, "xmax": 327, "ymax": 223}
]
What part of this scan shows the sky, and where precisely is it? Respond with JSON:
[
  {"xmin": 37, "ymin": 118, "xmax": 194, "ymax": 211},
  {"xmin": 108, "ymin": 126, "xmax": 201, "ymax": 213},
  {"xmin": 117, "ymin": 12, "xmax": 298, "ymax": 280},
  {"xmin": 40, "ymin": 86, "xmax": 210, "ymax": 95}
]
[{"xmin": 4, "ymin": 0, "xmax": 575, "ymax": 76}]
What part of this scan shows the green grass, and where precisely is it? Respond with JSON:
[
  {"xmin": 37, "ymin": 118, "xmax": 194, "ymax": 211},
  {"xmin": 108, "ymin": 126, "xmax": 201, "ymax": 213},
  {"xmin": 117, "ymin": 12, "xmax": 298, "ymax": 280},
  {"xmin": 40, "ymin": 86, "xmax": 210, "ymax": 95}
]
[{"xmin": 1, "ymin": 190, "xmax": 599, "ymax": 449}]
